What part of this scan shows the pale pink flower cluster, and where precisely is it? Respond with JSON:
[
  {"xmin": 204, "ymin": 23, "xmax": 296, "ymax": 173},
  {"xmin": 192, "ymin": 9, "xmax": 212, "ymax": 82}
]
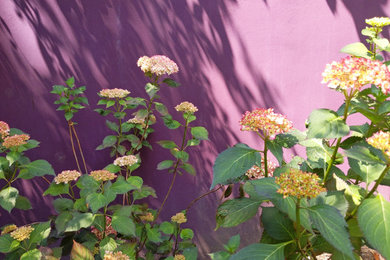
[
  {"xmin": 245, "ymin": 160, "xmax": 276, "ymax": 179},
  {"xmin": 275, "ymin": 168, "xmax": 326, "ymax": 199},
  {"xmin": 171, "ymin": 212, "xmax": 187, "ymax": 224},
  {"xmin": 104, "ymin": 251, "xmax": 129, "ymax": 260},
  {"xmin": 113, "ymin": 155, "xmax": 138, "ymax": 167},
  {"xmin": 91, "ymin": 216, "xmax": 117, "ymax": 240},
  {"xmin": 137, "ymin": 55, "xmax": 179, "ymax": 76},
  {"xmin": 54, "ymin": 170, "xmax": 81, "ymax": 184},
  {"xmin": 10, "ymin": 226, "xmax": 34, "ymax": 241},
  {"xmin": 90, "ymin": 170, "xmax": 117, "ymax": 181},
  {"xmin": 367, "ymin": 131, "xmax": 390, "ymax": 159},
  {"xmin": 99, "ymin": 88, "xmax": 130, "ymax": 99},
  {"xmin": 240, "ymin": 108, "xmax": 293, "ymax": 139},
  {"xmin": 127, "ymin": 117, "xmax": 145, "ymax": 127},
  {"xmin": 0, "ymin": 121, "xmax": 10, "ymax": 139},
  {"xmin": 2, "ymin": 134, "xmax": 30, "ymax": 148},
  {"xmin": 175, "ymin": 101, "xmax": 198, "ymax": 114},
  {"xmin": 322, "ymin": 56, "xmax": 390, "ymax": 94}
]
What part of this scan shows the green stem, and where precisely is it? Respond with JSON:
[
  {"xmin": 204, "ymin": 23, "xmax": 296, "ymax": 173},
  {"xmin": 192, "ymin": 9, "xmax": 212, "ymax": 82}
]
[
  {"xmin": 263, "ymin": 139, "xmax": 268, "ymax": 177},
  {"xmin": 295, "ymin": 198, "xmax": 301, "ymax": 243}
]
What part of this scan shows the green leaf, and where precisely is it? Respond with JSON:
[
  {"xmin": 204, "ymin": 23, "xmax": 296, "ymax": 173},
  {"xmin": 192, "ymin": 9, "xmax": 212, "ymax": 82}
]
[
  {"xmin": 266, "ymin": 139, "xmax": 283, "ymax": 165},
  {"xmin": 216, "ymin": 198, "xmax": 260, "ymax": 228},
  {"xmin": 64, "ymin": 111, "xmax": 74, "ymax": 121},
  {"xmin": 43, "ymin": 182, "xmax": 69, "ymax": 196},
  {"xmin": 310, "ymin": 191, "xmax": 349, "ymax": 217},
  {"xmin": 127, "ymin": 176, "xmax": 143, "ymax": 189},
  {"xmin": 6, "ymin": 151, "xmax": 20, "ymax": 166},
  {"xmin": 162, "ymin": 78, "xmax": 181, "ymax": 87},
  {"xmin": 307, "ymin": 109, "xmax": 349, "ymax": 139},
  {"xmin": 187, "ymin": 138, "xmax": 200, "ymax": 147},
  {"xmin": 14, "ymin": 195, "xmax": 31, "ymax": 210},
  {"xmin": 340, "ymin": 42, "xmax": 370, "ymax": 59},
  {"xmin": 66, "ymin": 77, "xmax": 75, "ymax": 88},
  {"xmin": 230, "ymin": 242, "xmax": 290, "ymax": 260},
  {"xmin": 106, "ymin": 120, "xmax": 119, "ymax": 132},
  {"xmin": 55, "ymin": 211, "xmax": 73, "ymax": 233},
  {"xmin": 171, "ymin": 149, "xmax": 189, "ymax": 162},
  {"xmin": 20, "ymin": 249, "xmax": 42, "ymax": 260},
  {"xmin": 358, "ymin": 194, "xmax": 390, "ymax": 259},
  {"xmin": 157, "ymin": 160, "xmax": 174, "ymax": 170},
  {"xmin": 345, "ymin": 143, "xmax": 385, "ymax": 164},
  {"xmin": 374, "ymin": 38, "xmax": 390, "ymax": 50},
  {"xmin": 159, "ymin": 222, "xmax": 174, "ymax": 235},
  {"xmin": 0, "ymin": 234, "xmax": 20, "ymax": 253},
  {"xmin": 111, "ymin": 176, "xmax": 138, "ymax": 194},
  {"xmin": 111, "ymin": 215, "xmax": 136, "ymax": 236},
  {"xmin": 191, "ymin": 126, "xmax": 209, "ymax": 140},
  {"xmin": 180, "ymin": 162, "xmax": 196, "ymax": 175},
  {"xmin": 70, "ymin": 240, "xmax": 94, "ymax": 260},
  {"xmin": 225, "ymin": 234, "xmax": 240, "ymax": 253},
  {"xmin": 51, "ymin": 85, "xmax": 66, "ymax": 95},
  {"xmin": 53, "ymin": 198, "xmax": 74, "ymax": 213},
  {"xmin": 65, "ymin": 213, "xmax": 95, "ymax": 232},
  {"xmin": 145, "ymin": 83, "xmax": 159, "ymax": 99},
  {"xmin": 261, "ymin": 207, "xmax": 295, "ymax": 241},
  {"xmin": 154, "ymin": 102, "xmax": 169, "ymax": 116},
  {"xmin": 97, "ymin": 135, "xmax": 117, "ymax": 150},
  {"xmin": 211, "ymin": 143, "xmax": 261, "ymax": 188},
  {"xmin": 180, "ymin": 228, "xmax": 194, "ymax": 239},
  {"xmin": 145, "ymin": 224, "xmax": 162, "ymax": 243},
  {"xmin": 104, "ymin": 164, "xmax": 121, "ymax": 173},
  {"xmin": 163, "ymin": 115, "xmax": 181, "ymax": 129},
  {"xmin": 18, "ymin": 160, "xmax": 55, "ymax": 179},
  {"xmin": 0, "ymin": 187, "xmax": 18, "ymax": 212},
  {"xmin": 99, "ymin": 237, "xmax": 117, "ymax": 258},
  {"xmin": 308, "ymin": 205, "xmax": 354, "ymax": 259},
  {"xmin": 133, "ymin": 185, "xmax": 156, "ymax": 201},
  {"xmin": 348, "ymin": 158, "xmax": 385, "ymax": 185},
  {"xmin": 378, "ymin": 100, "xmax": 390, "ymax": 114},
  {"xmin": 334, "ymin": 174, "xmax": 362, "ymax": 206},
  {"xmin": 86, "ymin": 193, "xmax": 107, "ymax": 212},
  {"xmin": 29, "ymin": 221, "xmax": 51, "ymax": 245},
  {"xmin": 157, "ymin": 140, "xmax": 177, "ymax": 149}
]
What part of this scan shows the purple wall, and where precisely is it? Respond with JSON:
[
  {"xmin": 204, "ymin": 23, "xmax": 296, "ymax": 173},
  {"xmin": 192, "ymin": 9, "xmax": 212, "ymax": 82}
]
[{"xmin": 1, "ymin": 0, "xmax": 390, "ymax": 257}]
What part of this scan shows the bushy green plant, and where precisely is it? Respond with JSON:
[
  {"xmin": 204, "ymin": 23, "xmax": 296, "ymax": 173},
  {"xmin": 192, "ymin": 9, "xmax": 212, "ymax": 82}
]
[{"xmin": 210, "ymin": 17, "xmax": 390, "ymax": 259}]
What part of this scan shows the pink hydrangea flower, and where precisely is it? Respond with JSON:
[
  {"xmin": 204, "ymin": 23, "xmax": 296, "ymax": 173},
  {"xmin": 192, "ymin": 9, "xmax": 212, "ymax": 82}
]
[{"xmin": 137, "ymin": 55, "xmax": 179, "ymax": 76}]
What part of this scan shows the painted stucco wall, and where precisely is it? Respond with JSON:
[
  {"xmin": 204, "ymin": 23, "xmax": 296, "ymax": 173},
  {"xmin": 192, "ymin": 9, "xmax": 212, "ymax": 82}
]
[{"xmin": 1, "ymin": 0, "xmax": 390, "ymax": 257}]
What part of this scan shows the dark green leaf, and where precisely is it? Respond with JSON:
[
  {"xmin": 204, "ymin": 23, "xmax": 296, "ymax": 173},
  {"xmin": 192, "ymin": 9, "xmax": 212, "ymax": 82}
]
[
  {"xmin": 0, "ymin": 234, "xmax": 19, "ymax": 253},
  {"xmin": 180, "ymin": 228, "xmax": 194, "ymax": 239},
  {"xmin": 180, "ymin": 162, "xmax": 196, "ymax": 175},
  {"xmin": 348, "ymin": 158, "xmax": 385, "ymax": 185},
  {"xmin": 345, "ymin": 144, "xmax": 385, "ymax": 164},
  {"xmin": 162, "ymin": 78, "xmax": 180, "ymax": 87},
  {"xmin": 65, "ymin": 213, "xmax": 95, "ymax": 232},
  {"xmin": 66, "ymin": 77, "xmax": 75, "ymax": 88},
  {"xmin": 191, "ymin": 126, "xmax": 209, "ymax": 140},
  {"xmin": 104, "ymin": 164, "xmax": 121, "ymax": 173},
  {"xmin": 159, "ymin": 222, "xmax": 174, "ymax": 235},
  {"xmin": 14, "ymin": 195, "xmax": 31, "ymax": 210},
  {"xmin": 261, "ymin": 207, "xmax": 294, "ymax": 241},
  {"xmin": 157, "ymin": 140, "xmax": 177, "ymax": 149},
  {"xmin": 97, "ymin": 135, "xmax": 117, "ymax": 150},
  {"xmin": 307, "ymin": 109, "xmax": 349, "ymax": 139},
  {"xmin": 86, "ymin": 193, "xmax": 107, "ymax": 213},
  {"xmin": 230, "ymin": 242, "xmax": 290, "ymax": 260},
  {"xmin": 216, "ymin": 198, "xmax": 260, "ymax": 228},
  {"xmin": 55, "ymin": 211, "xmax": 73, "ymax": 233},
  {"xmin": 133, "ymin": 185, "xmax": 156, "ymax": 201},
  {"xmin": 225, "ymin": 234, "xmax": 240, "ymax": 254},
  {"xmin": 18, "ymin": 160, "xmax": 55, "ymax": 179},
  {"xmin": 64, "ymin": 111, "xmax": 74, "ymax": 121},
  {"xmin": 53, "ymin": 198, "xmax": 74, "ymax": 213},
  {"xmin": 163, "ymin": 115, "xmax": 181, "ymax": 129},
  {"xmin": 112, "ymin": 215, "xmax": 135, "ymax": 236},
  {"xmin": 43, "ymin": 182, "xmax": 69, "ymax": 196},
  {"xmin": 157, "ymin": 160, "xmax": 174, "ymax": 170},
  {"xmin": 29, "ymin": 221, "xmax": 51, "ymax": 245},
  {"xmin": 310, "ymin": 191, "xmax": 349, "ymax": 217},
  {"xmin": 110, "ymin": 176, "xmax": 138, "ymax": 194}
]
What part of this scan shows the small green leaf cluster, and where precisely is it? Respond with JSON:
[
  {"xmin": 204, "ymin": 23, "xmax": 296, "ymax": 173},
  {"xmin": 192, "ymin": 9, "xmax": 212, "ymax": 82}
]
[{"xmin": 51, "ymin": 77, "xmax": 88, "ymax": 121}]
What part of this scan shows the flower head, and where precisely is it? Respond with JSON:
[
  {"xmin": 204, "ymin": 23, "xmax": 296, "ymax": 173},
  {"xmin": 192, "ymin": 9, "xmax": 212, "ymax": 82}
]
[
  {"xmin": 10, "ymin": 226, "xmax": 34, "ymax": 241},
  {"xmin": 171, "ymin": 212, "xmax": 187, "ymax": 224},
  {"xmin": 367, "ymin": 131, "xmax": 390, "ymax": 159},
  {"xmin": 139, "ymin": 212, "xmax": 154, "ymax": 222},
  {"xmin": 54, "ymin": 170, "xmax": 81, "ymax": 184},
  {"xmin": 2, "ymin": 134, "xmax": 30, "ymax": 149},
  {"xmin": 239, "ymin": 108, "xmax": 293, "ymax": 139},
  {"xmin": 113, "ymin": 155, "xmax": 138, "ymax": 167},
  {"xmin": 175, "ymin": 101, "xmax": 198, "ymax": 114},
  {"xmin": 103, "ymin": 251, "xmax": 129, "ymax": 260},
  {"xmin": 90, "ymin": 170, "xmax": 117, "ymax": 182},
  {"xmin": 246, "ymin": 160, "xmax": 276, "ymax": 179},
  {"xmin": 0, "ymin": 121, "xmax": 10, "ymax": 139},
  {"xmin": 92, "ymin": 216, "xmax": 117, "ymax": 240},
  {"xmin": 137, "ymin": 55, "xmax": 179, "ymax": 76},
  {"xmin": 174, "ymin": 255, "xmax": 186, "ymax": 260},
  {"xmin": 366, "ymin": 17, "xmax": 390, "ymax": 27},
  {"xmin": 1, "ymin": 224, "xmax": 17, "ymax": 235},
  {"xmin": 127, "ymin": 117, "xmax": 145, "ymax": 127},
  {"xmin": 99, "ymin": 88, "xmax": 130, "ymax": 99},
  {"xmin": 321, "ymin": 56, "xmax": 390, "ymax": 95},
  {"xmin": 275, "ymin": 168, "xmax": 326, "ymax": 199}
]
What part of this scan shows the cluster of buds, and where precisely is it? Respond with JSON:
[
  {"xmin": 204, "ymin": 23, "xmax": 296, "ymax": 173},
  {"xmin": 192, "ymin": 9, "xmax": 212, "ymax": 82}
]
[
  {"xmin": 127, "ymin": 117, "xmax": 146, "ymax": 127},
  {"xmin": 113, "ymin": 155, "xmax": 138, "ymax": 167},
  {"xmin": 322, "ymin": 56, "xmax": 390, "ymax": 95},
  {"xmin": 90, "ymin": 170, "xmax": 117, "ymax": 182},
  {"xmin": 174, "ymin": 255, "xmax": 186, "ymax": 260},
  {"xmin": 365, "ymin": 17, "xmax": 390, "ymax": 28},
  {"xmin": 103, "ymin": 251, "xmax": 129, "ymax": 260},
  {"xmin": 367, "ymin": 131, "xmax": 390, "ymax": 159},
  {"xmin": 0, "ymin": 121, "xmax": 10, "ymax": 139},
  {"xmin": 239, "ymin": 108, "xmax": 293, "ymax": 139},
  {"xmin": 245, "ymin": 160, "xmax": 276, "ymax": 179},
  {"xmin": 139, "ymin": 212, "xmax": 154, "ymax": 222},
  {"xmin": 175, "ymin": 101, "xmax": 198, "ymax": 114},
  {"xmin": 1, "ymin": 224, "xmax": 17, "ymax": 235},
  {"xmin": 2, "ymin": 134, "xmax": 30, "ymax": 149},
  {"xmin": 137, "ymin": 55, "xmax": 179, "ymax": 76},
  {"xmin": 275, "ymin": 168, "xmax": 326, "ymax": 199},
  {"xmin": 99, "ymin": 88, "xmax": 130, "ymax": 99},
  {"xmin": 171, "ymin": 212, "xmax": 187, "ymax": 224},
  {"xmin": 91, "ymin": 216, "xmax": 117, "ymax": 240},
  {"xmin": 10, "ymin": 226, "xmax": 34, "ymax": 241},
  {"xmin": 54, "ymin": 170, "xmax": 81, "ymax": 184}
]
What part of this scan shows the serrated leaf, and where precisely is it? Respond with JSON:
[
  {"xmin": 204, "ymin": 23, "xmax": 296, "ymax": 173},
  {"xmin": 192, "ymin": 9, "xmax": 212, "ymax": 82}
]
[
  {"xmin": 53, "ymin": 198, "xmax": 74, "ymax": 213},
  {"xmin": 97, "ymin": 135, "xmax": 117, "ymax": 150},
  {"xmin": 18, "ymin": 160, "xmax": 55, "ymax": 179},
  {"xmin": 133, "ymin": 185, "xmax": 156, "ymax": 201},
  {"xmin": 159, "ymin": 222, "xmax": 174, "ymax": 235},
  {"xmin": 0, "ymin": 187, "xmax": 18, "ymax": 212},
  {"xmin": 310, "ymin": 191, "xmax": 349, "ymax": 217},
  {"xmin": 106, "ymin": 120, "xmax": 119, "ymax": 132},
  {"xmin": 110, "ymin": 176, "xmax": 138, "ymax": 194},
  {"xmin": 65, "ymin": 213, "xmax": 95, "ymax": 232},
  {"xmin": 191, "ymin": 126, "xmax": 209, "ymax": 140},
  {"xmin": 334, "ymin": 174, "xmax": 363, "ymax": 206},
  {"xmin": 216, "ymin": 198, "xmax": 260, "ymax": 228},
  {"xmin": 211, "ymin": 143, "xmax": 261, "ymax": 188},
  {"xmin": 163, "ymin": 115, "xmax": 181, "ymax": 129},
  {"xmin": 307, "ymin": 109, "xmax": 349, "ymax": 139},
  {"xmin": 29, "ymin": 221, "xmax": 51, "ymax": 245},
  {"xmin": 112, "ymin": 215, "xmax": 135, "ymax": 236},
  {"xmin": 345, "ymin": 144, "xmax": 385, "ymax": 165},
  {"xmin": 358, "ymin": 194, "xmax": 390, "ymax": 259},
  {"xmin": 230, "ymin": 242, "xmax": 290, "ymax": 260},
  {"xmin": 261, "ymin": 207, "xmax": 295, "ymax": 241},
  {"xmin": 70, "ymin": 240, "xmax": 94, "ymax": 260},
  {"xmin": 43, "ymin": 182, "xmax": 69, "ymax": 196},
  {"xmin": 99, "ymin": 237, "xmax": 117, "ymax": 257},
  {"xmin": 340, "ymin": 42, "xmax": 370, "ymax": 59},
  {"xmin": 348, "ymin": 158, "xmax": 385, "ymax": 185},
  {"xmin": 0, "ymin": 234, "xmax": 20, "ymax": 253},
  {"xmin": 308, "ymin": 205, "xmax": 354, "ymax": 258}
]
